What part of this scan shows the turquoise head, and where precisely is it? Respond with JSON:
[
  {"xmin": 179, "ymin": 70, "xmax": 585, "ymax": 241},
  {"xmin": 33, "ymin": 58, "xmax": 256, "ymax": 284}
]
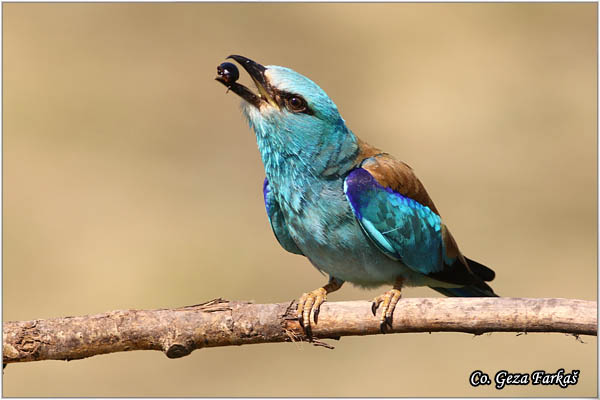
[{"xmin": 216, "ymin": 55, "xmax": 358, "ymax": 181}]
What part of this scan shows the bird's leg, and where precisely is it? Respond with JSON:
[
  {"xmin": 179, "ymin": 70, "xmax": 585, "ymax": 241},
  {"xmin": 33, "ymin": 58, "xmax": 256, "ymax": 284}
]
[
  {"xmin": 296, "ymin": 276, "xmax": 344, "ymax": 337},
  {"xmin": 371, "ymin": 277, "xmax": 404, "ymax": 333}
]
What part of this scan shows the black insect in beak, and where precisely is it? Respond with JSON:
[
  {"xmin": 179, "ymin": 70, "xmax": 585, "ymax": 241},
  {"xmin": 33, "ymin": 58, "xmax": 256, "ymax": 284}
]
[{"xmin": 215, "ymin": 55, "xmax": 278, "ymax": 109}]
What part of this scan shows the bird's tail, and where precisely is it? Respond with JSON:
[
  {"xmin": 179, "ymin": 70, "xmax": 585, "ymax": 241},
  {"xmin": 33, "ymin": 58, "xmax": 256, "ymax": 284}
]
[
  {"xmin": 431, "ymin": 257, "xmax": 498, "ymax": 297},
  {"xmin": 431, "ymin": 283, "xmax": 498, "ymax": 297},
  {"xmin": 464, "ymin": 256, "xmax": 496, "ymax": 282}
]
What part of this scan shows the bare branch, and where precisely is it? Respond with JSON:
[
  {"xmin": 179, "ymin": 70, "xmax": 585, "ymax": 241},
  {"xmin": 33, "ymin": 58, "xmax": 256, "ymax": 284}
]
[{"xmin": 3, "ymin": 298, "xmax": 596, "ymax": 365}]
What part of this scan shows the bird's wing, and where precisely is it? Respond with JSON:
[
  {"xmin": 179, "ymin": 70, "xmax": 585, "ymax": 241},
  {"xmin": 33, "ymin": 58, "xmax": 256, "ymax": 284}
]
[
  {"xmin": 343, "ymin": 154, "xmax": 481, "ymax": 285},
  {"xmin": 263, "ymin": 178, "xmax": 304, "ymax": 255}
]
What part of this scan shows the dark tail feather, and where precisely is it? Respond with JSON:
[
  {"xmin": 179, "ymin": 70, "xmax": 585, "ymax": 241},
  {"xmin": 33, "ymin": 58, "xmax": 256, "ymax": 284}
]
[
  {"xmin": 465, "ymin": 257, "xmax": 495, "ymax": 282},
  {"xmin": 430, "ymin": 256, "xmax": 498, "ymax": 297},
  {"xmin": 432, "ymin": 281, "xmax": 498, "ymax": 297}
]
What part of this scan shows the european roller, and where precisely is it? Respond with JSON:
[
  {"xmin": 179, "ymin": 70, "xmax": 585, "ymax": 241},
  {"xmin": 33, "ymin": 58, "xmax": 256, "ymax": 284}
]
[{"xmin": 216, "ymin": 55, "xmax": 497, "ymax": 334}]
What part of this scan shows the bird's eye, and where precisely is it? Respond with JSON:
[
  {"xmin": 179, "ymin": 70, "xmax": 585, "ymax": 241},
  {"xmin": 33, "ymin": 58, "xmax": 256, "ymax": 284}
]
[{"xmin": 286, "ymin": 96, "xmax": 308, "ymax": 113}]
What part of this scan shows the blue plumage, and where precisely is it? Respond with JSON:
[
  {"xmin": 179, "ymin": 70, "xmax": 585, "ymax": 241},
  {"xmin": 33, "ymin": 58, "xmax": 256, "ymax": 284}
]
[
  {"xmin": 263, "ymin": 178, "xmax": 304, "ymax": 256},
  {"xmin": 344, "ymin": 168, "xmax": 444, "ymax": 275},
  {"xmin": 216, "ymin": 55, "xmax": 497, "ymax": 332}
]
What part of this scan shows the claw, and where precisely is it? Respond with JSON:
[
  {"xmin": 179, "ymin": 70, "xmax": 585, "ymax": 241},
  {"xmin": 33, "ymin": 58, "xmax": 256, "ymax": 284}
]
[
  {"xmin": 382, "ymin": 315, "xmax": 394, "ymax": 333},
  {"xmin": 312, "ymin": 294, "xmax": 326, "ymax": 324},
  {"xmin": 294, "ymin": 279, "xmax": 344, "ymax": 337},
  {"xmin": 305, "ymin": 324, "xmax": 313, "ymax": 338},
  {"xmin": 371, "ymin": 296, "xmax": 383, "ymax": 316},
  {"xmin": 296, "ymin": 287, "xmax": 327, "ymax": 337},
  {"xmin": 371, "ymin": 287, "xmax": 402, "ymax": 333}
]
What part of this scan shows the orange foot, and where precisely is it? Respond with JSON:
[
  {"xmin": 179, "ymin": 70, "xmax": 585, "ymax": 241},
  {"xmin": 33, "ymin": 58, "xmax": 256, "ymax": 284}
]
[
  {"xmin": 371, "ymin": 278, "xmax": 404, "ymax": 333},
  {"xmin": 296, "ymin": 277, "xmax": 343, "ymax": 337}
]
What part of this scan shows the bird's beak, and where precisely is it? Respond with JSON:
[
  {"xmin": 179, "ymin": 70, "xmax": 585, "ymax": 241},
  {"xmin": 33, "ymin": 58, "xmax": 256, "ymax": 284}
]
[{"xmin": 216, "ymin": 55, "xmax": 279, "ymax": 110}]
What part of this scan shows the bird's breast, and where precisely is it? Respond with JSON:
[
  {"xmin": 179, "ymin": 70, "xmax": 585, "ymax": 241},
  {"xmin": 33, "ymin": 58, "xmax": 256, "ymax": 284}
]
[{"xmin": 273, "ymin": 177, "xmax": 421, "ymax": 287}]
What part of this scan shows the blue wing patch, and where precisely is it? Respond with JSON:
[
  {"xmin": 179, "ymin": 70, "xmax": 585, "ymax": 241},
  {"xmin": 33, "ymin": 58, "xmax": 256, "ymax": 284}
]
[
  {"xmin": 344, "ymin": 168, "xmax": 444, "ymax": 275},
  {"xmin": 263, "ymin": 178, "xmax": 304, "ymax": 255}
]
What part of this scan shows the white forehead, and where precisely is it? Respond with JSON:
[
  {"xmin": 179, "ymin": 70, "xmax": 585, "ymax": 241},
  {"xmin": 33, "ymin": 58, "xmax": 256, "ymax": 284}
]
[
  {"xmin": 265, "ymin": 66, "xmax": 325, "ymax": 95},
  {"xmin": 264, "ymin": 65, "xmax": 338, "ymax": 115}
]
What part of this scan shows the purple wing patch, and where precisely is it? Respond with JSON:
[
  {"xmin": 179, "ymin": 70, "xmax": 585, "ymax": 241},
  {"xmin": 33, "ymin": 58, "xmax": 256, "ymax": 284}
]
[
  {"xmin": 263, "ymin": 177, "xmax": 271, "ymax": 215},
  {"xmin": 343, "ymin": 168, "xmax": 378, "ymax": 219}
]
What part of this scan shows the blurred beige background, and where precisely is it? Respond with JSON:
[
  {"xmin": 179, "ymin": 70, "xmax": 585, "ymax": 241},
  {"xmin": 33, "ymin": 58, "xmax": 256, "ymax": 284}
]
[{"xmin": 3, "ymin": 2, "xmax": 597, "ymax": 397}]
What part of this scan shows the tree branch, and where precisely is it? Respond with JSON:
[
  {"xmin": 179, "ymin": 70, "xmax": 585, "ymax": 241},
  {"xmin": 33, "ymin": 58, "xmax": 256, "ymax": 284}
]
[{"xmin": 3, "ymin": 297, "xmax": 596, "ymax": 365}]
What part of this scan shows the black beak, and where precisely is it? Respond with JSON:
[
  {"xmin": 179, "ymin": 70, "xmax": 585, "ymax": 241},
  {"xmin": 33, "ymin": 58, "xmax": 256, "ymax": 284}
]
[{"xmin": 215, "ymin": 55, "xmax": 278, "ymax": 109}]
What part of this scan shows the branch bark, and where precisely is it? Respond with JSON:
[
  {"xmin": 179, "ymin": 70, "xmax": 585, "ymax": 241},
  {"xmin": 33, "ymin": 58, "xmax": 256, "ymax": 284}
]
[{"xmin": 3, "ymin": 297, "xmax": 596, "ymax": 365}]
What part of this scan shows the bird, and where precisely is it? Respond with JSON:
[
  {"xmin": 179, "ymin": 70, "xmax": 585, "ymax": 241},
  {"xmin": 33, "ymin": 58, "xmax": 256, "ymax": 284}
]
[{"xmin": 215, "ymin": 55, "xmax": 497, "ymax": 335}]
